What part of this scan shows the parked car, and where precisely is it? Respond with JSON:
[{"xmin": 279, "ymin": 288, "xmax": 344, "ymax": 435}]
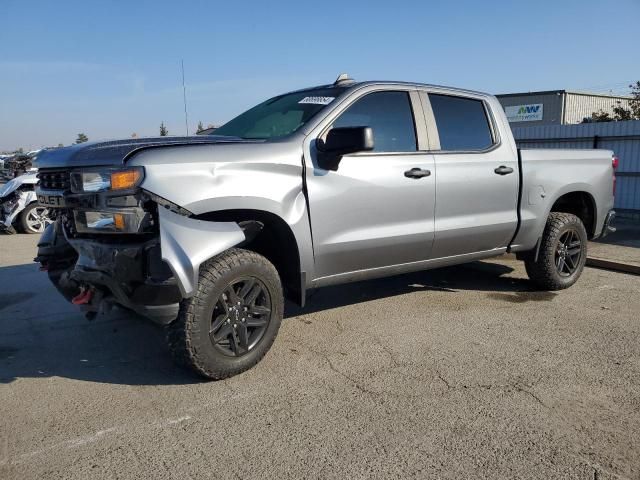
[
  {"xmin": 0, "ymin": 169, "xmax": 53, "ymax": 234},
  {"xmin": 34, "ymin": 75, "xmax": 616, "ymax": 379},
  {"xmin": 4, "ymin": 154, "xmax": 34, "ymax": 178}
]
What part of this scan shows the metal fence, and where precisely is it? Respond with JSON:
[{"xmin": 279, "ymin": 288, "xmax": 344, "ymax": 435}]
[{"xmin": 511, "ymin": 120, "xmax": 640, "ymax": 216}]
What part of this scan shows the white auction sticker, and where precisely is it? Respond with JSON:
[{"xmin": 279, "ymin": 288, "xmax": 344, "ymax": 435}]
[{"xmin": 298, "ymin": 96, "xmax": 335, "ymax": 105}]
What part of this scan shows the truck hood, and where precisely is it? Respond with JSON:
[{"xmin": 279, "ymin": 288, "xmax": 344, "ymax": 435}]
[{"xmin": 34, "ymin": 136, "xmax": 261, "ymax": 169}]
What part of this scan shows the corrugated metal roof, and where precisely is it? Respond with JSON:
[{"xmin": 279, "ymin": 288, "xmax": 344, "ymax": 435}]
[{"xmin": 497, "ymin": 90, "xmax": 632, "ymax": 100}]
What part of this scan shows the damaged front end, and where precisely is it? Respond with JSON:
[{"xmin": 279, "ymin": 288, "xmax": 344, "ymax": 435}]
[{"xmin": 35, "ymin": 166, "xmax": 247, "ymax": 324}]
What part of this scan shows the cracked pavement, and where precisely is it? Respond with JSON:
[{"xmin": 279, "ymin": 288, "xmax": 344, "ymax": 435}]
[{"xmin": 1, "ymin": 233, "xmax": 639, "ymax": 479}]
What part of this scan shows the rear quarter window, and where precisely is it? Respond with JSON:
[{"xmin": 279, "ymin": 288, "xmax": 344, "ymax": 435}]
[{"xmin": 428, "ymin": 94, "xmax": 494, "ymax": 151}]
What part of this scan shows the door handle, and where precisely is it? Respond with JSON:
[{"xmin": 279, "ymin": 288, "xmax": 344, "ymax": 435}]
[
  {"xmin": 494, "ymin": 165, "xmax": 514, "ymax": 175},
  {"xmin": 404, "ymin": 168, "xmax": 431, "ymax": 179}
]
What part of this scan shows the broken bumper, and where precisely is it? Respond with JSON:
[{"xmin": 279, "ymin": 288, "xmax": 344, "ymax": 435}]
[{"xmin": 37, "ymin": 209, "xmax": 247, "ymax": 324}]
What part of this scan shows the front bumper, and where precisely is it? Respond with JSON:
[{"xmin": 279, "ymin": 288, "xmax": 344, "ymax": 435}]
[
  {"xmin": 66, "ymin": 235, "xmax": 183, "ymax": 323},
  {"xmin": 37, "ymin": 221, "xmax": 183, "ymax": 324},
  {"xmin": 37, "ymin": 207, "xmax": 248, "ymax": 324}
]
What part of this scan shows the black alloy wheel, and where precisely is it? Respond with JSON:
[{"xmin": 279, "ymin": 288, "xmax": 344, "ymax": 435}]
[
  {"xmin": 524, "ymin": 212, "xmax": 588, "ymax": 290},
  {"xmin": 555, "ymin": 229, "xmax": 582, "ymax": 277},
  {"xmin": 168, "ymin": 248, "xmax": 283, "ymax": 380},
  {"xmin": 210, "ymin": 277, "xmax": 272, "ymax": 357}
]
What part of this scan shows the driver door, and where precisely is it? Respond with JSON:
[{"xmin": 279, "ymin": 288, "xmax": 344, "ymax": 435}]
[{"xmin": 305, "ymin": 89, "xmax": 436, "ymax": 281}]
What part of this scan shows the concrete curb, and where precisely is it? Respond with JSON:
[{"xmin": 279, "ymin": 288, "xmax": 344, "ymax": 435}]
[{"xmin": 586, "ymin": 257, "xmax": 640, "ymax": 276}]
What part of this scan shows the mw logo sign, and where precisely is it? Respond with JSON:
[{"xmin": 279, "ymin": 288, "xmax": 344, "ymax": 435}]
[
  {"xmin": 505, "ymin": 103, "xmax": 544, "ymax": 122},
  {"xmin": 518, "ymin": 105, "xmax": 540, "ymax": 114}
]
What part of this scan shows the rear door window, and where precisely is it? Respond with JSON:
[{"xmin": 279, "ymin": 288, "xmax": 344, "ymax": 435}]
[
  {"xmin": 332, "ymin": 91, "xmax": 417, "ymax": 152},
  {"xmin": 428, "ymin": 94, "xmax": 494, "ymax": 151}
]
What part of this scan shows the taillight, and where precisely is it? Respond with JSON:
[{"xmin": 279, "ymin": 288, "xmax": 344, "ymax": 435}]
[{"xmin": 612, "ymin": 155, "xmax": 618, "ymax": 196}]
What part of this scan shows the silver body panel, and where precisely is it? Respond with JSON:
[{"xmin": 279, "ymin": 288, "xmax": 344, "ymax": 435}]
[
  {"xmin": 510, "ymin": 148, "xmax": 615, "ymax": 251},
  {"xmin": 123, "ymin": 81, "xmax": 614, "ymax": 297},
  {"xmin": 157, "ymin": 207, "xmax": 245, "ymax": 297}
]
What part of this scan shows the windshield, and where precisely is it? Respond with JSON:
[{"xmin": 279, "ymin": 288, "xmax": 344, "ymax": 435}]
[{"xmin": 212, "ymin": 87, "xmax": 346, "ymax": 140}]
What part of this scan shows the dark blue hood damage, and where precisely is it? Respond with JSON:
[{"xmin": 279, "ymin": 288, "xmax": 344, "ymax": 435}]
[{"xmin": 35, "ymin": 136, "xmax": 259, "ymax": 169}]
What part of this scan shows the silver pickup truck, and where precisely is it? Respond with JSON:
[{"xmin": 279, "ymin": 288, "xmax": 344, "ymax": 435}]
[{"xmin": 35, "ymin": 75, "xmax": 616, "ymax": 379}]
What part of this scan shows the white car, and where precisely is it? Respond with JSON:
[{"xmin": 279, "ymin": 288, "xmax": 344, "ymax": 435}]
[{"xmin": 0, "ymin": 169, "xmax": 52, "ymax": 234}]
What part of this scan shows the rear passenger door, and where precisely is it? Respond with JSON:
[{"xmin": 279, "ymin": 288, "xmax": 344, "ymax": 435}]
[{"xmin": 422, "ymin": 92, "xmax": 519, "ymax": 258}]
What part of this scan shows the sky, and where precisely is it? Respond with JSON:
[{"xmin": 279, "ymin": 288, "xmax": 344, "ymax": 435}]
[{"xmin": 1, "ymin": 0, "xmax": 638, "ymax": 152}]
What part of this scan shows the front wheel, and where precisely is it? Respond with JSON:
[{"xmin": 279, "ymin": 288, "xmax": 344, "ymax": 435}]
[
  {"xmin": 19, "ymin": 203, "xmax": 52, "ymax": 234},
  {"xmin": 167, "ymin": 248, "xmax": 283, "ymax": 380},
  {"xmin": 525, "ymin": 212, "xmax": 588, "ymax": 290}
]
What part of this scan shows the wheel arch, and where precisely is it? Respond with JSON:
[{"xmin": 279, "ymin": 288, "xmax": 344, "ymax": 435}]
[
  {"xmin": 194, "ymin": 209, "xmax": 305, "ymax": 306},
  {"xmin": 549, "ymin": 190, "xmax": 597, "ymax": 239}
]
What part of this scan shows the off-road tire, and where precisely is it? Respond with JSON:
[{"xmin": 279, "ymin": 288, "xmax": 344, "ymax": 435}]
[
  {"xmin": 167, "ymin": 248, "xmax": 283, "ymax": 380},
  {"xmin": 525, "ymin": 212, "xmax": 588, "ymax": 290}
]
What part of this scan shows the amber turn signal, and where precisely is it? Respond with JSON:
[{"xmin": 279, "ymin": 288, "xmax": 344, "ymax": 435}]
[
  {"xmin": 111, "ymin": 169, "xmax": 143, "ymax": 190},
  {"xmin": 113, "ymin": 213, "xmax": 125, "ymax": 230}
]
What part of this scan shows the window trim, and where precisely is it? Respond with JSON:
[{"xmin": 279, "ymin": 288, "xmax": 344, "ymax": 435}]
[
  {"xmin": 317, "ymin": 89, "xmax": 423, "ymax": 155},
  {"xmin": 419, "ymin": 90, "xmax": 502, "ymax": 154}
]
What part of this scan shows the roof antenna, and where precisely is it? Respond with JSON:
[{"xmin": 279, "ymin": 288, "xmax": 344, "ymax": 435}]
[
  {"xmin": 334, "ymin": 73, "xmax": 355, "ymax": 86},
  {"xmin": 181, "ymin": 59, "xmax": 189, "ymax": 136}
]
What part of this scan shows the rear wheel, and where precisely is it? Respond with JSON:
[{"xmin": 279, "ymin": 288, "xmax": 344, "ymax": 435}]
[
  {"xmin": 167, "ymin": 248, "xmax": 283, "ymax": 380},
  {"xmin": 525, "ymin": 212, "xmax": 587, "ymax": 290},
  {"xmin": 19, "ymin": 203, "xmax": 52, "ymax": 234}
]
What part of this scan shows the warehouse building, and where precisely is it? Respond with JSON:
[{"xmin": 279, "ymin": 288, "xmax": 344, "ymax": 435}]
[{"xmin": 496, "ymin": 90, "xmax": 633, "ymax": 127}]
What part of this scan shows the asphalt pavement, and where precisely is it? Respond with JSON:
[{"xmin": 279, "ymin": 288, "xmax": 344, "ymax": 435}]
[{"xmin": 1, "ymin": 233, "xmax": 639, "ymax": 479}]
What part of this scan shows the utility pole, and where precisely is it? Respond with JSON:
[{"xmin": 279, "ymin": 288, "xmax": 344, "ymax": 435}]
[{"xmin": 181, "ymin": 59, "xmax": 189, "ymax": 136}]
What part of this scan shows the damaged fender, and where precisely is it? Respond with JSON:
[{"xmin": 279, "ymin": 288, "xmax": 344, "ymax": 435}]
[
  {"xmin": 1, "ymin": 190, "xmax": 36, "ymax": 229},
  {"xmin": 158, "ymin": 207, "xmax": 246, "ymax": 298}
]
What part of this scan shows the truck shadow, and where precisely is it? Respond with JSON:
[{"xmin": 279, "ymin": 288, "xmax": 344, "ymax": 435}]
[
  {"xmin": 285, "ymin": 259, "xmax": 543, "ymax": 317},
  {"xmin": 0, "ymin": 258, "xmax": 541, "ymax": 386}
]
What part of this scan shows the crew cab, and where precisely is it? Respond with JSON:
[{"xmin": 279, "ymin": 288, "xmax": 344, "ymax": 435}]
[{"xmin": 35, "ymin": 75, "xmax": 617, "ymax": 379}]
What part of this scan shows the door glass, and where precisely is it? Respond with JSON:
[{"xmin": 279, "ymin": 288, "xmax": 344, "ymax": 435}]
[
  {"xmin": 429, "ymin": 94, "xmax": 494, "ymax": 151},
  {"xmin": 332, "ymin": 91, "xmax": 417, "ymax": 152}
]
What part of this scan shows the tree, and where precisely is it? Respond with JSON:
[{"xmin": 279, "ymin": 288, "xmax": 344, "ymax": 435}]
[
  {"xmin": 587, "ymin": 110, "xmax": 613, "ymax": 123},
  {"xmin": 628, "ymin": 80, "xmax": 640, "ymax": 118},
  {"xmin": 196, "ymin": 121, "xmax": 204, "ymax": 133},
  {"xmin": 75, "ymin": 133, "xmax": 88, "ymax": 144},
  {"xmin": 160, "ymin": 122, "xmax": 168, "ymax": 136},
  {"xmin": 585, "ymin": 81, "xmax": 640, "ymax": 123}
]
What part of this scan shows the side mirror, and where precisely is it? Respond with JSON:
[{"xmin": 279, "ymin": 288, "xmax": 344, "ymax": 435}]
[{"xmin": 316, "ymin": 126, "xmax": 374, "ymax": 171}]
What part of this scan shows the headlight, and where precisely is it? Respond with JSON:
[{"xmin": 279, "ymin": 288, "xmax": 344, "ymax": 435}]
[
  {"xmin": 74, "ymin": 209, "xmax": 149, "ymax": 234},
  {"xmin": 71, "ymin": 167, "xmax": 144, "ymax": 193}
]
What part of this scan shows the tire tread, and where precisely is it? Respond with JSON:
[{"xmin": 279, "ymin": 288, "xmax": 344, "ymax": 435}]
[
  {"xmin": 525, "ymin": 212, "xmax": 587, "ymax": 290},
  {"xmin": 167, "ymin": 248, "xmax": 282, "ymax": 380}
]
